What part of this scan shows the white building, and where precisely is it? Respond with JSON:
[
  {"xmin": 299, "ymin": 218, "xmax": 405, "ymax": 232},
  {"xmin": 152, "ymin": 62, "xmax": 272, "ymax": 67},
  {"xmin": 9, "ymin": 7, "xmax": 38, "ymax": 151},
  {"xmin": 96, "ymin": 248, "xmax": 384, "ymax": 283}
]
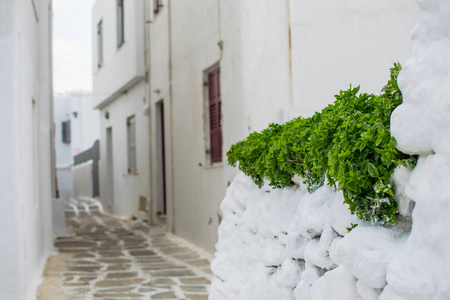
[
  {"xmin": 92, "ymin": 0, "xmax": 149, "ymax": 215},
  {"xmin": 54, "ymin": 90, "xmax": 100, "ymax": 199},
  {"xmin": 0, "ymin": 0, "xmax": 55, "ymax": 299},
  {"xmin": 93, "ymin": 0, "xmax": 419, "ymax": 254},
  {"xmin": 54, "ymin": 93, "xmax": 72, "ymax": 198}
]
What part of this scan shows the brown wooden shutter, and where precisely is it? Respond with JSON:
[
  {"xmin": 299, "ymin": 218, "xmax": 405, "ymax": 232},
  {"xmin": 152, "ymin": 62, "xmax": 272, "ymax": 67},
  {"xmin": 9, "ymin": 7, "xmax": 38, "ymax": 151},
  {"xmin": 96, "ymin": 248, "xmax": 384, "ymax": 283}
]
[{"xmin": 208, "ymin": 67, "xmax": 222, "ymax": 163}]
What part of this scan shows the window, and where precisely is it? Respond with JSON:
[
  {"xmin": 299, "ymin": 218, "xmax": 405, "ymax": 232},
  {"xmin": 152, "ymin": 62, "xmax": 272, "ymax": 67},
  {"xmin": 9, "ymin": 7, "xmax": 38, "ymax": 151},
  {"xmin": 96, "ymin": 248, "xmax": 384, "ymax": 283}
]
[
  {"xmin": 127, "ymin": 115, "xmax": 137, "ymax": 174},
  {"xmin": 154, "ymin": 0, "xmax": 163, "ymax": 14},
  {"xmin": 62, "ymin": 120, "xmax": 71, "ymax": 144},
  {"xmin": 208, "ymin": 67, "xmax": 222, "ymax": 164},
  {"xmin": 117, "ymin": 0, "xmax": 124, "ymax": 48},
  {"xmin": 97, "ymin": 20, "xmax": 103, "ymax": 68}
]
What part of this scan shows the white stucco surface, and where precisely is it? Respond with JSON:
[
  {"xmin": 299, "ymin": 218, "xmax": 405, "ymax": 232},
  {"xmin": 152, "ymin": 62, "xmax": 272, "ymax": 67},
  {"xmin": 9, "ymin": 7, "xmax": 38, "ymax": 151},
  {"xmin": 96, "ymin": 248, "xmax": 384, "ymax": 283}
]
[
  {"xmin": 92, "ymin": 0, "xmax": 145, "ymax": 109},
  {"xmin": 168, "ymin": 0, "xmax": 225, "ymax": 254},
  {"xmin": 98, "ymin": 80, "xmax": 149, "ymax": 217},
  {"xmin": 54, "ymin": 94, "xmax": 73, "ymax": 198},
  {"xmin": 289, "ymin": 0, "xmax": 419, "ymax": 112},
  {"xmin": 0, "ymin": 0, "xmax": 54, "ymax": 299},
  {"xmin": 69, "ymin": 91, "xmax": 100, "ymax": 155}
]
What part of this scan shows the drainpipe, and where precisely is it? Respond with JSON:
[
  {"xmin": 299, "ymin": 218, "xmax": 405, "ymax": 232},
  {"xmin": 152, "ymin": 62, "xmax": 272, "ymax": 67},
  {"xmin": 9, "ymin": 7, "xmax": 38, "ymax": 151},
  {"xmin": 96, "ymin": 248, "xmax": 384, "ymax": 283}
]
[
  {"xmin": 144, "ymin": 0, "xmax": 154, "ymax": 224},
  {"xmin": 168, "ymin": 0, "xmax": 176, "ymax": 234},
  {"xmin": 287, "ymin": 0, "xmax": 294, "ymax": 107}
]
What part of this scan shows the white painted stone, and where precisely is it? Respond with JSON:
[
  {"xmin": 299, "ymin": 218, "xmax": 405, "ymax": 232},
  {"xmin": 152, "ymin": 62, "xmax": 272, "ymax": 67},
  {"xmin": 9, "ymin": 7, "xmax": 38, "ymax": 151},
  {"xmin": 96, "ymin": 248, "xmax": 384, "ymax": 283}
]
[
  {"xmin": 330, "ymin": 225, "xmax": 403, "ymax": 289},
  {"xmin": 356, "ymin": 280, "xmax": 382, "ymax": 300},
  {"xmin": 310, "ymin": 266, "xmax": 362, "ymax": 300}
]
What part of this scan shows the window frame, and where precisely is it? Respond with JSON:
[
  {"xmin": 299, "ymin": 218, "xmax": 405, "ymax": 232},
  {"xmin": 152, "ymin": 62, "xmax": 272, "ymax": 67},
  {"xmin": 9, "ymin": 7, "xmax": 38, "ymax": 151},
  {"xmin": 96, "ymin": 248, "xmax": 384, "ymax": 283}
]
[
  {"xmin": 126, "ymin": 115, "xmax": 137, "ymax": 174},
  {"xmin": 204, "ymin": 65, "xmax": 222, "ymax": 165},
  {"xmin": 97, "ymin": 20, "xmax": 103, "ymax": 68},
  {"xmin": 117, "ymin": 0, "xmax": 125, "ymax": 48},
  {"xmin": 62, "ymin": 120, "xmax": 71, "ymax": 144}
]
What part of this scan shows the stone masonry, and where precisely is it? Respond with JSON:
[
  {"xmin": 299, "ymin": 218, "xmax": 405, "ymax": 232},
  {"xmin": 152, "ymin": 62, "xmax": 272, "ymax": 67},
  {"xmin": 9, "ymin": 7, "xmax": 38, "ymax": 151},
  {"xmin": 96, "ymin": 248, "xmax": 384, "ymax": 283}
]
[{"xmin": 38, "ymin": 198, "xmax": 212, "ymax": 300}]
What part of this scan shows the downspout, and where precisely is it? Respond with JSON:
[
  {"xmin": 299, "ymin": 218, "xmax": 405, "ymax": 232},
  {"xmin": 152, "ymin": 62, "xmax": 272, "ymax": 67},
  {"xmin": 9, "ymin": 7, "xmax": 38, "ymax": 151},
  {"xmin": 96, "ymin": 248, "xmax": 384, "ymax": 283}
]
[
  {"xmin": 287, "ymin": 0, "xmax": 294, "ymax": 107},
  {"xmin": 48, "ymin": 0, "xmax": 57, "ymax": 199},
  {"xmin": 168, "ymin": 0, "xmax": 176, "ymax": 233},
  {"xmin": 144, "ymin": 0, "xmax": 154, "ymax": 224}
]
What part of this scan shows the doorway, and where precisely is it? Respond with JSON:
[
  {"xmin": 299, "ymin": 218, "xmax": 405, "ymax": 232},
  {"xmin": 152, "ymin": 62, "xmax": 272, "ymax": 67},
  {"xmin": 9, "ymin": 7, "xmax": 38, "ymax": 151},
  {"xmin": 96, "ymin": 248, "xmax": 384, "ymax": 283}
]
[
  {"xmin": 155, "ymin": 101, "xmax": 167, "ymax": 215},
  {"xmin": 106, "ymin": 127, "xmax": 114, "ymax": 213}
]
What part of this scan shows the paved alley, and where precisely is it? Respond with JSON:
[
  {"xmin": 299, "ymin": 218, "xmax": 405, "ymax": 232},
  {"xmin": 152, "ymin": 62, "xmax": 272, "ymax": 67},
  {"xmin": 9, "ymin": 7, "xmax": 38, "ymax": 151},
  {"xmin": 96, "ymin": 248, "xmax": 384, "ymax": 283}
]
[{"xmin": 38, "ymin": 199, "xmax": 212, "ymax": 300}]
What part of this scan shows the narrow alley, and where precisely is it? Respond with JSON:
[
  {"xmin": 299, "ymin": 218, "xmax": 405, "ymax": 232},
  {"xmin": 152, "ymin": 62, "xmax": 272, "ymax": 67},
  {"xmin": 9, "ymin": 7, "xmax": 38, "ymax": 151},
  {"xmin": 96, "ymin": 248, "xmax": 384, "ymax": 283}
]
[{"xmin": 38, "ymin": 199, "xmax": 211, "ymax": 300}]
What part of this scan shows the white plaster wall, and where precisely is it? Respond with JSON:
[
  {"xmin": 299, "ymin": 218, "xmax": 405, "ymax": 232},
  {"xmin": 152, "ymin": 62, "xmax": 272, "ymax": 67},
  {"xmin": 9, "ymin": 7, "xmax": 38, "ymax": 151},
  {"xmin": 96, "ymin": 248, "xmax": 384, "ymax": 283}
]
[
  {"xmin": 69, "ymin": 91, "xmax": 100, "ymax": 155},
  {"xmin": 54, "ymin": 93, "xmax": 72, "ymax": 165},
  {"xmin": 54, "ymin": 93, "xmax": 73, "ymax": 198},
  {"xmin": 156, "ymin": 0, "xmax": 295, "ymax": 254},
  {"xmin": 0, "ymin": 0, "xmax": 54, "ymax": 299},
  {"xmin": 92, "ymin": 0, "xmax": 145, "ymax": 108},
  {"xmin": 72, "ymin": 160, "xmax": 94, "ymax": 198},
  {"xmin": 168, "ymin": 0, "xmax": 225, "ymax": 254},
  {"xmin": 57, "ymin": 167, "xmax": 73, "ymax": 199},
  {"xmin": 290, "ymin": 0, "xmax": 419, "ymax": 111},
  {"xmin": 147, "ymin": 1, "xmax": 173, "ymax": 229},
  {"xmin": 220, "ymin": 0, "xmax": 294, "ymax": 194},
  {"xmin": 98, "ymin": 80, "xmax": 149, "ymax": 217}
]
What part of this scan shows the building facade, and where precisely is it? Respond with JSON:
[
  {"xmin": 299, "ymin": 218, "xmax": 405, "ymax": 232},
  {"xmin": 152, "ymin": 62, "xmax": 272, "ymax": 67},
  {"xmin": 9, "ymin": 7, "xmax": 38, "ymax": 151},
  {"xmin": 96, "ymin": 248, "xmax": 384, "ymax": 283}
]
[
  {"xmin": 93, "ymin": 0, "xmax": 419, "ymax": 254},
  {"xmin": 54, "ymin": 91, "xmax": 100, "ymax": 199},
  {"xmin": 0, "ymin": 0, "xmax": 55, "ymax": 299},
  {"xmin": 92, "ymin": 0, "xmax": 149, "ymax": 216}
]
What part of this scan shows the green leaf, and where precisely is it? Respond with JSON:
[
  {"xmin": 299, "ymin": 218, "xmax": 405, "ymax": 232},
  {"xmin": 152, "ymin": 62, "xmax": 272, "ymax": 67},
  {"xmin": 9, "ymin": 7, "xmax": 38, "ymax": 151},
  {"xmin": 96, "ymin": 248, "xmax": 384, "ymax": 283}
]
[{"xmin": 367, "ymin": 162, "xmax": 379, "ymax": 178}]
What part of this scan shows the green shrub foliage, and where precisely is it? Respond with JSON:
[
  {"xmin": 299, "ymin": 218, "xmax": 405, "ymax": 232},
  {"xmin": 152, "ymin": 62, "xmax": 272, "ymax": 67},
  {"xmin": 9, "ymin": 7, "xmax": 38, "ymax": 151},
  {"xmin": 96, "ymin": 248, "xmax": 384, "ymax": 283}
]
[{"xmin": 227, "ymin": 63, "xmax": 417, "ymax": 224}]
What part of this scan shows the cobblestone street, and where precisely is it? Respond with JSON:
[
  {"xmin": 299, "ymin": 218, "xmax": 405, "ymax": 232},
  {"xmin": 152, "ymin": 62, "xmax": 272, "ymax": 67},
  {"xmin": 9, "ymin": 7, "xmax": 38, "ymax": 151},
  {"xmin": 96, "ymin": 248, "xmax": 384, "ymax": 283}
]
[{"xmin": 38, "ymin": 199, "xmax": 212, "ymax": 300}]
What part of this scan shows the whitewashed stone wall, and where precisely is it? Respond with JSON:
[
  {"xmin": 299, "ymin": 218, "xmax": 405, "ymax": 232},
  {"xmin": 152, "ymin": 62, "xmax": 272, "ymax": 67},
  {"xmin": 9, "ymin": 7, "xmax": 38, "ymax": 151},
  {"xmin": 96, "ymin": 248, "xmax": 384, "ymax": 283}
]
[
  {"xmin": 384, "ymin": 0, "xmax": 450, "ymax": 298},
  {"xmin": 211, "ymin": 0, "xmax": 450, "ymax": 298},
  {"xmin": 210, "ymin": 172, "xmax": 412, "ymax": 300}
]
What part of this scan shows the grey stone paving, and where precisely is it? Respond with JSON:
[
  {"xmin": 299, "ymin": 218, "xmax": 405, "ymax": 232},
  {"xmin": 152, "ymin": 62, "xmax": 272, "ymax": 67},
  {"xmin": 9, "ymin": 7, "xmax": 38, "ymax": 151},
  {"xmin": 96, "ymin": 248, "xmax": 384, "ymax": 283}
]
[{"xmin": 38, "ymin": 198, "xmax": 211, "ymax": 300}]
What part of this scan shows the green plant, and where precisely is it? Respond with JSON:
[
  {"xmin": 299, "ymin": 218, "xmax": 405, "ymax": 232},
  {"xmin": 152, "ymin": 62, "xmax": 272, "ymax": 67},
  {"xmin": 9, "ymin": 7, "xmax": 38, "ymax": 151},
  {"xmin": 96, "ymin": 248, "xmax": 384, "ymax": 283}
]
[{"xmin": 227, "ymin": 63, "xmax": 417, "ymax": 224}]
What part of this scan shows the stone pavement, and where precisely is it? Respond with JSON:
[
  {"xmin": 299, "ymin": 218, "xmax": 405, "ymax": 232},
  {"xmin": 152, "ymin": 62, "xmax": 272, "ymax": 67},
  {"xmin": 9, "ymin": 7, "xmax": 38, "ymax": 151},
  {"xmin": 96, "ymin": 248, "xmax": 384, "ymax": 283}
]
[{"xmin": 38, "ymin": 198, "xmax": 212, "ymax": 300}]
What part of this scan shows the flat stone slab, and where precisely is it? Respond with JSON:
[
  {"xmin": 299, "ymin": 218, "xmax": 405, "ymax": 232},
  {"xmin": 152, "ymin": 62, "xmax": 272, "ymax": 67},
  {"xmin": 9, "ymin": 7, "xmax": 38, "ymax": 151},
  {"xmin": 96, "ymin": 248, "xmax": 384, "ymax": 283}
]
[
  {"xmin": 151, "ymin": 291, "xmax": 177, "ymax": 299},
  {"xmin": 128, "ymin": 250, "xmax": 156, "ymax": 256},
  {"xmin": 95, "ymin": 279, "xmax": 135, "ymax": 288},
  {"xmin": 151, "ymin": 278, "xmax": 176, "ymax": 285},
  {"xmin": 181, "ymin": 285, "xmax": 208, "ymax": 293},
  {"xmin": 72, "ymin": 252, "xmax": 96, "ymax": 258},
  {"xmin": 187, "ymin": 259, "xmax": 211, "ymax": 268},
  {"xmin": 105, "ymin": 272, "xmax": 138, "ymax": 279},
  {"xmin": 141, "ymin": 263, "xmax": 183, "ymax": 270},
  {"xmin": 98, "ymin": 258, "xmax": 131, "ymax": 264},
  {"xmin": 66, "ymin": 266, "xmax": 102, "ymax": 272},
  {"xmin": 96, "ymin": 287, "xmax": 136, "ymax": 293},
  {"xmin": 179, "ymin": 277, "xmax": 211, "ymax": 285},
  {"xmin": 55, "ymin": 240, "xmax": 95, "ymax": 248},
  {"xmin": 184, "ymin": 294, "xmax": 209, "ymax": 300},
  {"xmin": 93, "ymin": 292, "xmax": 143, "ymax": 298},
  {"xmin": 150, "ymin": 269, "xmax": 195, "ymax": 277},
  {"xmin": 106, "ymin": 264, "xmax": 131, "ymax": 271}
]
